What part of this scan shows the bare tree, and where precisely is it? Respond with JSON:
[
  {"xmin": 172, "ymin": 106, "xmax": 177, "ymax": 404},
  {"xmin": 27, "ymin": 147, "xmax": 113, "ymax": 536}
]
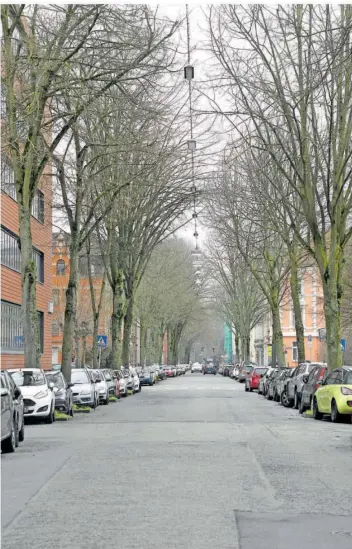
[
  {"xmin": 207, "ymin": 5, "xmax": 352, "ymax": 369},
  {"xmin": 1, "ymin": 4, "xmax": 180, "ymax": 368}
]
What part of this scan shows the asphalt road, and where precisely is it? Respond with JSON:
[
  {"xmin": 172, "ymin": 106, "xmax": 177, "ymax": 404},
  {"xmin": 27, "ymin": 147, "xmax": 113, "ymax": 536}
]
[{"xmin": 2, "ymin": 373, "xmax": 352, "ymax": 549}]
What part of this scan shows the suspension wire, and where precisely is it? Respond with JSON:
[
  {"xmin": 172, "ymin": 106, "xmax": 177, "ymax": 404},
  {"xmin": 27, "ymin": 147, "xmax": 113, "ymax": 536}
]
[{"xmin": 185, "ymin": 4, "xmax": 198, "ymax": 251}]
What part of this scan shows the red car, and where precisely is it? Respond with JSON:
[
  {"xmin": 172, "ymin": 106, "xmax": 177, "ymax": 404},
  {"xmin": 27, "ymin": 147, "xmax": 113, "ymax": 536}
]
[{"xmin": 245, "ymin": 367, "xmax": 268, "ymax": 392}]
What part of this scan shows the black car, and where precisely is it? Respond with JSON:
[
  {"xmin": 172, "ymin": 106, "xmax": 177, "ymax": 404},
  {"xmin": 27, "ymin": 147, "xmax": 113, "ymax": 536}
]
[
  {"xmin": 45, "ymin": 371, "xmax": 74, "ymax": 416},
  {"xmin": 299, "ymin": 364, "xmax": 327, "ymax": 414},
  {"xmin": 270, "ymin": 368, "xmax": 291, "ymax": 402}
]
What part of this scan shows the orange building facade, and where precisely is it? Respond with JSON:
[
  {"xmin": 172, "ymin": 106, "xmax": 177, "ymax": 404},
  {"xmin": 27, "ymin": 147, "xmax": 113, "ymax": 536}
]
[
  {"xmin": 1, "ymin": 163, "xmax": 53, "ymax": 370},
  {"xmin": 280, "ymin": 266, "xmax": 325, "ymax": 366}
]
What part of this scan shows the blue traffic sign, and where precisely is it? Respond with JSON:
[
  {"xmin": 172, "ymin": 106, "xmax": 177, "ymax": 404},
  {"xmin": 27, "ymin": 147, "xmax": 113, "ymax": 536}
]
[
  {"xmin": 307, "ymin": 334, "xmax": 312, "ymax": 343},
  {"xmin": 97, "ymin": 335, "xmax": 108, "ymax": 348},
  {"xmin": 340, "ymin": 339, "xmax": 347, "ymax": 352}
]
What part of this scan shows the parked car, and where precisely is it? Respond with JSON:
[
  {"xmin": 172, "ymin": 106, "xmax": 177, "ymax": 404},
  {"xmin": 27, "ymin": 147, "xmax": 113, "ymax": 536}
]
[
  {"xmin": 299, "ymin": 364, "xmax": 328, "ymax": 413},
  {"xmin": 313, "ymin": 366, "xmax": 352, "ymax": 422},
  {"xmin": 90, "ymin": 370, "xmax": 109, "ymax": 405},
  {"xmin": 237, "ymin": 363, "xmax": 254, "ymax": 383},
  {"xmin": 203, "ymin": 363, "xmax": 217, "ymax": 375},
  {"xmin": 245, "ymin": 367, "xmax": 267, "ymax": 392},
  {"xmin": 102, "ymin": 369, "xmax": 116, "ymax": 398},
  {"xmin": 130, "ymin": 369, "xmax": 141, "ymax": 393},
  {"xmin": 9, "ymin": 369, "xmax": 56, "ymax": 423},
  {"xmin": 158, "ymin": 367, "xmax": 166, "ymax": 380},
  {"xmin": 1, "ymin": 371, "xmax": 24, "ymax": 450},
  {"xmin": 280, "ymin": 367, "xmax": 298, "ymax": 406},
  {"xmin": 45, "ymin": 370, "xmax": 74, "ymax": 415},
  {"xmin": 274, "ymin": 368, "xmax": 291, "ymax": 402},
  {"xmin": 286, "ymin": 362, "xmax": 320, "ymax": 409},
  {"xmin": 223, "ymin": 364, "xmax": 232, "ymax": 377},
  {"xmin": 232, "ymin": 365, "xmax": 240, "ymax": 379},
  {"xmin": 113, "ymin": 370, "xmax": 128, "ymax": 397},
  {"xmin": 218, "ymin": 366, "xmax": 224, "ymax": 375},
  {"xmin": 191, "ymin": 362, "xmax": 202, "ymax": 373},
  {"xmin": 71, "ymin": 368, "xmax": 98, "ymax": 409},
  {"xmin": 260, "ymin": 367, "xmax": 277, "ymax": 396},
  {"xmin": 266, "ymin": 369, "xmax": 282, "ymax": 400},
  {"xmin": 140, "ymin": 368, "xmax": 155, "ymax": 386},
  {"xmin": 165, "ymin": 365, "xmax": 177, "ymax": 377}
]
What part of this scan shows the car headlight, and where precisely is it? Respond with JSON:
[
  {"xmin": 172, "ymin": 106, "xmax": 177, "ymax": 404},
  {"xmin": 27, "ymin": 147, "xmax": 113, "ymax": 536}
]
[
  {"xmin": 99, "ymin": 389, "xmax": 106, "ymax": 393},
  {"xmin": 34, "ymin": 390, "xmax": 48, "ymax": 399},
  {"xmin": 80, "ymin": 389, "xmax": 91, "ymax": 395},
  {"xmin": 341, "ymin": 387, "xmax": 352, "ymax": 395}
]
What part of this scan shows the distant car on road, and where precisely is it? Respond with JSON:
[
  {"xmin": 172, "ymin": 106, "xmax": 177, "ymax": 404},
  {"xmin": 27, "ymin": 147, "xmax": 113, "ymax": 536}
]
[
  {"xmin": 45, "ymin": 370, "xmax": 74, "ymax": 415},
  {"xmin": 245, "ymin": 367, "xmax": 267, "ymax": 392},
  {"xmin": 9, "ymin": 369, "xmax": 56, "ymax": 424},
  {"xmin": 313, "ymin": 366, "xmax": 352, "ymax": 422},
  {"xmin": 140, "ymin": 368, "xmax": 155, "ymax": 386},
  {"xmin": 191, "ymin": 362, "xmax": 203, "ymax": 373},
  {"xmin": 203, "ymin": 363, "xmax": 217, "ymax": 375},
  {"xmin": 237, "ymin": 364, "xmax": 254, "ymax": 383},
  {"xmin": 90, "ymin": 369, "xmax": 109, "ymax": 405}
]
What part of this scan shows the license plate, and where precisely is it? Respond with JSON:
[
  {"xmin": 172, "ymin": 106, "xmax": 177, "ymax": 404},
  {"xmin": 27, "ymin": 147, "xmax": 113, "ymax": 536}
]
[{"xmin": 24, "ymin": 407, "xmax": 29, "ymax": 413}]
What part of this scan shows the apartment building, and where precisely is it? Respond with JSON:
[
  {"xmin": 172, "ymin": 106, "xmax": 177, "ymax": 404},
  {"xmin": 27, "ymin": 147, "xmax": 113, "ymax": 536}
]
[{"xmin": 1, "ymin": 158, "xmax": 53, "ymax": 369}]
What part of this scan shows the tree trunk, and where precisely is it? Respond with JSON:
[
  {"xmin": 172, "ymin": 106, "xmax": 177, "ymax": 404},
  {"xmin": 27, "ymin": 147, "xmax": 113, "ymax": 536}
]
[
  {"xmin": 140, "ymin": 321, "xmax": 146, "ymax": 366},
  {"xmin": 81, "ymin": 335, "xmax": 87, "ymax": 366},
  {"xmin": 271, "ymin": 305, "xmax": 285, "ymax": 367},
  {"xmin": 245, "ymin": 335, "xmax": 250, "ymax": 362},
  {"xmin": 122, "ymin": 298, "xmax": 134, "ymax": 367},
  {"xmin": 75, "ymin": 335, "xmax": 81, "ymax": 369},
  {"xmin": 111, "ymin": 283, "xmax": 124, "ymax": 370},
  {"xmin": 61, "ymin": 231, "xmax": 80, "ymax": 382},
  {"xmin": 289, "ymin": 249, "xmax": 305, "ymax": 363},
  {"xmin": 322, "ymin": 276, "xmax": 343, "ymax": 371},
  {"xmin": 92, "ymin": 315, "xmax": 99, "ymax": 368},
  {"xmin": 234, "ymin": 332, "xmax": 240, "ymax": 363},
  {"xmin": 19, "ymin": 206, "xmax": 40, "ymax": 368}
]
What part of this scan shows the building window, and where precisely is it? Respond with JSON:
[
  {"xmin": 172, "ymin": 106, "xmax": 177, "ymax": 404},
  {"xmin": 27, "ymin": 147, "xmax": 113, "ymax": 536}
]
[
  {"xmin": 1, "ymin": 157, "xmax": 17, "ymax": 200},
  {"xmin": 31, "ymin": 189, "xmax": 44, "ymax": 223},
  {"xmin": 1, "ymin": 300, "xmax": 24, "ymax": 352},
  {"xmin": 292, "ymin": 341, "xmax": 298, "ymax": 362},
  {"xmin": 1, "ymin": 227, "xmax": 21, "ymax": 272},
  {"xmin": 56, "ymin": 259, "xmax": 65, "ymax": 275},
  {"xmin": 1, "ymin": 227, "xmax": 44, "ymax": 283},
  {"xmin": 52, "ymin": 320, "xmax": 59, "ymax": 336},
  {"xmin": 1, "ymin": 300, "xmax": 44, "ymax": 354},
  {"xmin": 33, "ymin": 248, "xmax": 44, "ymax": 283}
]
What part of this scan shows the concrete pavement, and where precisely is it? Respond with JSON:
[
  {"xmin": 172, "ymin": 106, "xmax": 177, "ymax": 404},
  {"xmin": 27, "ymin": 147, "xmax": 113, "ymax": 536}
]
[{"xmin": 2, "ymin": 373, "xmax": 352, "ymax": 549}]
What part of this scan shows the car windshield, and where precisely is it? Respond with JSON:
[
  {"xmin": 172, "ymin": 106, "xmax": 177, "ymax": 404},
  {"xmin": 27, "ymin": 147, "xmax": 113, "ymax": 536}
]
[
  {"xmin": 103, "ymin": 372, "xmax": 112, "ymax": 381},
  {"xmin": 11, "ymin": 370, "xmax": 46, "ymax": 386},
  {"xmin": 45, "ymin": 373, "xmax": 65, "ymax": 389},
  {"xmin": 254, "ymin": 368, "xmax": 267, "ymax": 375},
  {"xmin": 71, "ymin": 370, "xmax": 89, "ymax": 384},
  {"xmin": 307, "ymin": 364, "xmax": 317, "ymax": 373},
  {"xmin": 343, "ymin": 370, "xmax": 352, "ymax": 384},
  {"xmin": 243, "ymin": 365, "xmax": 253, "ymax": 371}
]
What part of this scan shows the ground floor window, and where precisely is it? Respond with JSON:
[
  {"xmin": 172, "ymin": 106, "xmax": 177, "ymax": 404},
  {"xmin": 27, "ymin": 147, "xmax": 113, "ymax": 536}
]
[
  {"xmin": 1, "ymin": 300, "xmax": 44, "ymax": 354},
  {"xmin": 292, "ymin": 341, "xmax": 298, "ymax": 362}
]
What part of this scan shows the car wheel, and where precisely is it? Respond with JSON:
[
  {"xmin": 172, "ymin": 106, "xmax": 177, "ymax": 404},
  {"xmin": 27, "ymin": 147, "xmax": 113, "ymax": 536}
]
[
  {"xmin": 46, "ymin": 405, "xmax": 54, "ymax": 424},
  {"xmin": 245, "ymin": 385, "xmax": 249, "ymax": 392},
  {"xmin": 19, "ymin": 419, "xmax": 25, "ymax": 442},
  {"xmin": 312, "ymin": 397, "xmax": 323, "ymax": 420},
  {"xmin": 249, "ymin": 387, "xmax": 253, "ymax": 392},
  {"xmin": 294, "ymin": 390, "xmax": 300, "ymax": 410},
  {"xmin": 281, "ymin": 390, "xmax": 291, "ymax": 408},
  {"xmin": 105, "ymin": 395, "xmax": 109, "ymax": 405},
  {"xmin": 331, "ymin": 400, "xmax": 342, "ymax": 423},
  {"xmin": 69, "ymin": 405, "xmax": 74, "ymax": 417},
  {"xmin": 1, "ymin": 419, "xmax": 16, "ymax": 453},
  {"xmin": 299, "ymin": 395, "xmax": 306, "ymax": 414}
]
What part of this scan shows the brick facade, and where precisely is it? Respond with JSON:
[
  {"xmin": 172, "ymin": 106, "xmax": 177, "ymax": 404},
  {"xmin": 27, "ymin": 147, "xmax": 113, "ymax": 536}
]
[{"xmin": 1, "ymin": 171, "xmax": 53, "ymax": 369}]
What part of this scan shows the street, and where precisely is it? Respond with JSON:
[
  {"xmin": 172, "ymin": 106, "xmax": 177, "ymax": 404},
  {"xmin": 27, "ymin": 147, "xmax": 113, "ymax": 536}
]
[{"xmin": 2, "ymin": 373, "xmax": 352, "ymax": 549}]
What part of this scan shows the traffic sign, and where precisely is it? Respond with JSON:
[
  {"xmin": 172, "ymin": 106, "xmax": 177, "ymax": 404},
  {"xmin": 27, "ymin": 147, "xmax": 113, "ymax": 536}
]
[
  {"xmin": 340, "ymin": 339, "xmax": 347, "ymax": 352},
  {"xmin": 307, "ymin": 335, "xmax": 312, "ymax": 343},
  {"xmin": 97, "ymin": 335, "xmax": 107, "ymax": 348}
]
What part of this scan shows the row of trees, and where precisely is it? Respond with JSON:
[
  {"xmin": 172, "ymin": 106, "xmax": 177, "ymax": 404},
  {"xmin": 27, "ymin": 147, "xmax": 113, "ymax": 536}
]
[
  {"xmin": 204, "ymin": 5, "xmax": 352, "ymax": 370},
  {"xmin": 2, "ymin": 5, "xmax": 204, "ymax": 380}
]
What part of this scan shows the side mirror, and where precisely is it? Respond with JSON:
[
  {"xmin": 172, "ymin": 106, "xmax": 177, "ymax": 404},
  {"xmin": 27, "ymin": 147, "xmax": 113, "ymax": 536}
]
[
  {"xmin": 302, "ymin": 375, "xmax": 309, "ymax": 384},
  {"xmin": 95, "ymin": 379, "xmax": 100, "ymax": 383},
  {"xmin": 14, "ymin": 386, "xmax": 21, "ymax": 399},
  {"xmin": 49, "ymin": 382, "xmax": 55, "ymax": 390},
  {"xmin": 67, "ymin": 382, "xmax": 74, "ymax": 388}
]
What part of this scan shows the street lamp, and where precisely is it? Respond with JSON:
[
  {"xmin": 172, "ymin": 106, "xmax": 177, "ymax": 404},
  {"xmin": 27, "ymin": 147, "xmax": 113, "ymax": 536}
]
[
  {"xmin": 184, "ymin": 65, "xmax": 194, "ymax": 80},
  {"xmin": 187, "ymin": 139, "xmax": 196, "ymax": 151}
]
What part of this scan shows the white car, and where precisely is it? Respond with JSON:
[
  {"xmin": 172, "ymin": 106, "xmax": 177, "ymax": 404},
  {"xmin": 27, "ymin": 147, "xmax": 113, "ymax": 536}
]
[
  {"xmin": 9, "ymin": 369, "xmax": 56, "ymax": 423},
  {"xmin": 130, "ymin": 369, "xmax": 141, "ymax": 393},
  {"xmin": 91, "ymin": 369, "xmax": 109, "ymax": 405},
  {"xmin": 191, "ymin": 362, "xmax": 202, "ymax": 373}
]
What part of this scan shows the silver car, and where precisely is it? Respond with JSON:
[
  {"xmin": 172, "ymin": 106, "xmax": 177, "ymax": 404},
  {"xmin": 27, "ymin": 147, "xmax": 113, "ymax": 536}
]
[
  {"xmin": 71, "ymin": 368, "xmax": 98, "ymax": 409},
  {"xmin": 286, "ymin": 362, "xmax": 321, "ymax": 409},
  {"xmin": 91, "ymin": 369, "xmax": 109, "ymax": 405}
]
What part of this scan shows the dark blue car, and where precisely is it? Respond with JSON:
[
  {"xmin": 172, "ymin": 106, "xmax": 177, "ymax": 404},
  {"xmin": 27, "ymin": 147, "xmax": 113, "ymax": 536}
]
[
  {"xmin": 139, "ymin": 369, "xmax": 154, "ymax": 386},
  {"xmin": 203, "ymin": 364, "xmax": 216, "ymax": 375}
]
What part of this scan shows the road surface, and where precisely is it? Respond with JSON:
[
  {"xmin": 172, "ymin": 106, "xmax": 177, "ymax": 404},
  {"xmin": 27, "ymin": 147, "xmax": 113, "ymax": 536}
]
[{"xmin": 2, "ymin": 373, "xmax": 352, "ymax": 548}]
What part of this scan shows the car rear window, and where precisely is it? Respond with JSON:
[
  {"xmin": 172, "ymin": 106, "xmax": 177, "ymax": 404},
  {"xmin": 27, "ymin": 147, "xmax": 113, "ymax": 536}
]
[
  {"xmin": 343, "ymin": 370, "xmax": 352, "ymax": 384},
  {"xmin": 243, "ymin": 365, "xmax": 253, "ymax": 371},
  {"xmin": 254, "ymin": 368, "xmax": 267, "ymax": 375}
]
